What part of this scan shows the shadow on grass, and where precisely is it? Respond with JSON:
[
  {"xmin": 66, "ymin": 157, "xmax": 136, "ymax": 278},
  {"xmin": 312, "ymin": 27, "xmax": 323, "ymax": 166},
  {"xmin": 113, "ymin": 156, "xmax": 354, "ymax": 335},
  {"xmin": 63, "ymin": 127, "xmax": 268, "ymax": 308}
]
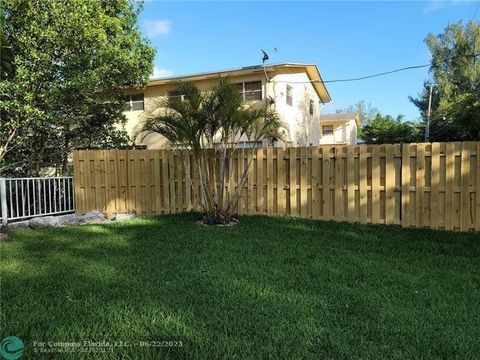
[{"xmin": 1, "ymin": 213, "xmax": 479, "ymax": 359}]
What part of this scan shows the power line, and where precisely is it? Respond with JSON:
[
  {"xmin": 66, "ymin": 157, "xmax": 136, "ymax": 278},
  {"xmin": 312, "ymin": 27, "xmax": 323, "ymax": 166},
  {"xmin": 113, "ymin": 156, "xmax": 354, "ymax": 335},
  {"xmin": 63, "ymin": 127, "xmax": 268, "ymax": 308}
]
[
  {"xmin": 272, "ymin": 53, "xmax": 479, "ymax": 85},
  {"xmin": 322, "ymin": 64, "xmax": 430, "ymax": 83}
]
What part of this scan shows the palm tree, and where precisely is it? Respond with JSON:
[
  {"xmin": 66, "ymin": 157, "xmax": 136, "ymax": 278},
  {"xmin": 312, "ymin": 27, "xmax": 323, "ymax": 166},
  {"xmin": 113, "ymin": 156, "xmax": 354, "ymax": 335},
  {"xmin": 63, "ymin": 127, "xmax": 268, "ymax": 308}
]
[{"xmin": 139, "ymin": 79, "xmax": 284, "ymax": 224}]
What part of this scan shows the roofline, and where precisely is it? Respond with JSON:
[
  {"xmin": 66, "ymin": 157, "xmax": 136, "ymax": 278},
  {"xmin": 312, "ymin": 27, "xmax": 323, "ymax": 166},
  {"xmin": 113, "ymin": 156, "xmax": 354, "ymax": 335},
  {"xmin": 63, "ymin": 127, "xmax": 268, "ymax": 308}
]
[
  {"xmin": 147, "ymin": 62, "xmax": 332, "ymax": 103},
  {"xmin": 320, "ymin": 113, "xmax": 361, "ymax": 127},
  {"xmin": 148, "ymin": 62, "xmax": 311, "ymax": 82}
]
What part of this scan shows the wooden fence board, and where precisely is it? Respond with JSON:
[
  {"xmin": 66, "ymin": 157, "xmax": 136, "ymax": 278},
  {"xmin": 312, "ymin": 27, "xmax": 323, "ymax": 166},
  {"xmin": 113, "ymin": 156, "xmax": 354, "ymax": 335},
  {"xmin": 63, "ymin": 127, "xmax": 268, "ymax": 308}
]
[
  {"xmin": 312, "ymin": 147, "xmax": 320, "ymax": 220},
  {"xmin": 346, "ymin": 145, "xmax": 355, "ymax": 222},
  {"xmin": 257, "ymin": 148, "xmax": 264, "ymax": 213},
  {"xmin": 267, "ymin": 147, "xmax": 274, "ymax": 215},
  {"xmin": 277, "ymin": 148, "xmax": 286, "ymax": 215},
  {"xmin": 290, "ymin": 148, "xmax": 297, "ymax": 217},
  {"xmin": 445, "ymin": 143, "xmax": 455, "ymax": 230},
  {"xmin": 385, "ymin": 144, "xmax": 395, "ymax": 225},
  {"xmin": 430, "ymin": 143, "xmax": 440, "ymax": 228},
  {"xmin": 416, "ymin": 144, "xmax": 426, "ymax": 228},
  {"xmin": 401, "ymin": 144, "xmax": 410, "ymax": 228},
  {"xmin": 371, "ymin": 145, "xmax": 380, "ymax": 223},
  {"xmin": 359, "ymin": 145, "xmax": 367, "ymax": 224},
  {"xmin": 460, "ymin": 142, "xmax": 470, "ymax": 231},
  {"xmin": 300, "ymin": 147, "xmax": 308, "ymax": 217},
  {"xmin": 477, "ymin": 142, "xmax": 480, "ymax": 231}
]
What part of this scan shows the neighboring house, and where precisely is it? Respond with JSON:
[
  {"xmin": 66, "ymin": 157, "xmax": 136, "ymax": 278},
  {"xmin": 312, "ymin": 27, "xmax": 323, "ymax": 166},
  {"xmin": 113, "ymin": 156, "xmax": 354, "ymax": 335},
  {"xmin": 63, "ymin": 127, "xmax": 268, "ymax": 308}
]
[
  {"xmin": 311, "ymin": 112, "xmax": 360, "ymax": 145},
  {"xmin": 123, "ymin": 63, "xmax": 358, "ymax": 148}
]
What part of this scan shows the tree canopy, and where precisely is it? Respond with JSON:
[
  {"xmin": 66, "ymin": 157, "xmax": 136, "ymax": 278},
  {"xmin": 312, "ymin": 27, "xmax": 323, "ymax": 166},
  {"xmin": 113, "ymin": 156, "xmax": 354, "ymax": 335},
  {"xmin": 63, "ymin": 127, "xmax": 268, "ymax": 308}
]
[
  {"xmin": 410, "ymin": 21, "xmax": 480, "ymax": 141},
  {"xmin": 0, "ymin": 0, "xmax": 155, "ymax": 175},
  {"xmin": 359, "ymin": 114, "xmax": 422, "ymax": 144},
  {"xmin": 336, "ymin": 100, "xmax": 379, "ymax": 126}
]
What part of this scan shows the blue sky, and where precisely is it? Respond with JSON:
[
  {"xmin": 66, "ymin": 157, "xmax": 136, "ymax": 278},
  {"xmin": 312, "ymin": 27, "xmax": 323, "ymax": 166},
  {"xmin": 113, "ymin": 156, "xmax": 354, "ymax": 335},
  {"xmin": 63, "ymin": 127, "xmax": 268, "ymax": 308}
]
[{"xmin": 139, "ymin": 0, "xmax": 480, "ymax": 120}]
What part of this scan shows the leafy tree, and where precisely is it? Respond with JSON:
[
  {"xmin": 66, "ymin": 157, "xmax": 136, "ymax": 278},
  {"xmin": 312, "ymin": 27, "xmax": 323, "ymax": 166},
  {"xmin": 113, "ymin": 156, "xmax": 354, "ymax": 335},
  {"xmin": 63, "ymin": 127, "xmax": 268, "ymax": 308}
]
[
  {"xmin": 0, "ymin": 9, "xmax": 13, "ymax": 78},
  {"xmin": 0, "ymin": 0, "xmax": 155, "ymax": 175},
  {"xmin": 139, "ymin": 80, "xmax": 283, "ymax": 224},
  {"xmin": 336, "ymin": 100, "xmax": 379, "ymax": 125},
  {"xmin": 410, "ymin": 21, "xmax": 480, "ymax": 141},
  {"xmin": 359, "ymin": 114, "xmax": 422, "ymax": 144}
]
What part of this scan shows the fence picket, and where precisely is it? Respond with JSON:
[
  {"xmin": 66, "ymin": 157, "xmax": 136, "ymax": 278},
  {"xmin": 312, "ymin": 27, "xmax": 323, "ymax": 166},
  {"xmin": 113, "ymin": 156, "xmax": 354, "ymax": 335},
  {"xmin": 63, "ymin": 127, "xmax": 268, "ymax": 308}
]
[
  {"xmin": 359, "ymin": 145, "xmax": 367, "ymax": 224},
  {"xmin": 385, "ymin": 144, "xmax": 395, "ymax": 225},
  {"xmin": 289, "ymin": 148, "xmax": 297, "ymax": 216},
  {"xmin": 401, "ymin": 144, "xmax": 410, "ymax": 228},
  {"xmin": 476, "ymin": 142, "xmax": 480, "ymax": 231},
  {"xmin": 460, "ymin": 142, "xmax": 471, "ymax": 231},
  {"xmin": 416, "ymin": 144, "xmax": 426, "ymax": 228},
  {"xmin": 445, "ymin": 143, "xmax": 455, "ymax": 230},
  {"xmin": 267, "ymin": 147, "xmax": 274, "ymax": 215},
  {"xmin": 277, "ymin": 148, "xmax": 286, "ymax": 215},
  {"xmin": 430, "ymin": 143, "xmax": 441, "ymax": 228}
]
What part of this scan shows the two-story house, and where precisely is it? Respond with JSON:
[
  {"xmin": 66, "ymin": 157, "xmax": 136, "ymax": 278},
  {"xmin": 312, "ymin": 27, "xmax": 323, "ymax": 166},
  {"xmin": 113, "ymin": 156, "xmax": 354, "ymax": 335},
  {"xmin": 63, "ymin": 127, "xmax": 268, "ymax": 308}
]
[{"xmin": 122, "ymin": 62, "xmax": 359, "ymax": 147}]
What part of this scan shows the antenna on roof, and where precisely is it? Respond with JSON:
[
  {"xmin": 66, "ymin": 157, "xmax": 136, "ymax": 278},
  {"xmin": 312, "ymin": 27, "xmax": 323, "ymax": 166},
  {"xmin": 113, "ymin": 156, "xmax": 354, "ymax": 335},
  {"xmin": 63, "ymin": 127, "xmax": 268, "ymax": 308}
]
[
  {"xmin": 261, "ymin": 49, "xmax": 269, "ymax": 63},
  {"xmin": 261, "ymin": 49, "xmax": 272, "ymax": 83}
]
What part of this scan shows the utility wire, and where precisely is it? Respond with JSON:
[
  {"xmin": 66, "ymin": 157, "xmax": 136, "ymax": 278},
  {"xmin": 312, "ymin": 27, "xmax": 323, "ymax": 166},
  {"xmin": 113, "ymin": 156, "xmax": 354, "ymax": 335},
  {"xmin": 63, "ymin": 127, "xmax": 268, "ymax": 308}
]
[
  {"xmin": 322, "ymin": 64, "xmax": 430, "ymax": 83},
  {"xmin": 272, "ymin": 53, "xmax": 479, "ymax": 85}
]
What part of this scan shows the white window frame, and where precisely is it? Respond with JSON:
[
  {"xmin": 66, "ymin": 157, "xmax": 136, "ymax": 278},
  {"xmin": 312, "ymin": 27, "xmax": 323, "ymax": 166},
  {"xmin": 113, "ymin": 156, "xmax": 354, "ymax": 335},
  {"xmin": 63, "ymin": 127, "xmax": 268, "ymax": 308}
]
[
  {"xmin": 286, "ymin": 85, "xmax": 293, "ymax": 106},
  {"xmin": 124, "ymin": 94, "xmax": 144, "ymax": 112},
  {"xmin": 168, "ymin": 92, "xmax": 186, "ymax": 102},
  {"xmin": 236, "ymin": 81, "xmax": 263, "ymax": 101},
  {"xmin": 322, "ymin": 125, "xmax": 334, "ymax": 136}
]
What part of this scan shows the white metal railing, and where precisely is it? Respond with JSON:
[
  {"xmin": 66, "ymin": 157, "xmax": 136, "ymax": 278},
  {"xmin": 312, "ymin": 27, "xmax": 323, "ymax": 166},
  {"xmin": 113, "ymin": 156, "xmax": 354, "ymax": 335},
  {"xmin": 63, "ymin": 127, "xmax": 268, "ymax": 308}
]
[{"xmin": 0, "ymin": 177, "xmax": 75, "ymax": 225}]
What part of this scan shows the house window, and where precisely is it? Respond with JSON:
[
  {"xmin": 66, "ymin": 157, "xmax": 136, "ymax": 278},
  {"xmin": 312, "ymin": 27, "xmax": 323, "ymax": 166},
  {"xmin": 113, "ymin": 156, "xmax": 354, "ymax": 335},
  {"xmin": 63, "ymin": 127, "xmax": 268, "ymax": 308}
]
[
  {"xmin": 235, "ymin": 81, "xmax": 262, "ymax": 101},
  {"xmin": 309, "ymin": 99, "xmax": 314, "ymax": 115},
  {"xmin": 286, "ymin": 85, "xmax": 293, "ymax": 106},
  {"xmin": 322, "ymin": 125, "xmax": 333, "ymax": 136},
  {"xmin": 168, "ymin": 91, "xmax": 185, "ymax": 102},
  {"xmin": 123, "ymin": 93, "xmax": 144, "ymax": 111}
]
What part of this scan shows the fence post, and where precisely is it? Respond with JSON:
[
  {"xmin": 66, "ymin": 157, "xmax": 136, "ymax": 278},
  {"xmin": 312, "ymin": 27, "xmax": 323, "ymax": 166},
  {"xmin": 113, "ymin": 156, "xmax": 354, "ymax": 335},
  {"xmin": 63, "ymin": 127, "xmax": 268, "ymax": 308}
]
[{"xmin": 0, "ymin": 178, "xmax": 7, "ymax": 226}]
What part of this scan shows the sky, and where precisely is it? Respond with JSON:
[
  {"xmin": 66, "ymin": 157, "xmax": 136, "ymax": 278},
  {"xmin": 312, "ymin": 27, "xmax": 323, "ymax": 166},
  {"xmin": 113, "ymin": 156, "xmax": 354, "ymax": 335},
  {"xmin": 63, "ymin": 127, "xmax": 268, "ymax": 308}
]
[{"xmin": 138, "ymin": 0, "xmax": 480, "ymax": 120}]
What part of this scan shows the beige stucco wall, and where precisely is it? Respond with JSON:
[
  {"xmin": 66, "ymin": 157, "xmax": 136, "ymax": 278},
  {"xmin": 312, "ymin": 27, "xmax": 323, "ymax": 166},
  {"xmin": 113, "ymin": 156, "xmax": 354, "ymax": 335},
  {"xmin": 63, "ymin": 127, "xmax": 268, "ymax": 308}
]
[{"xmin": 122, "ymin": 73, "xmax": 268, "ymax": 149}]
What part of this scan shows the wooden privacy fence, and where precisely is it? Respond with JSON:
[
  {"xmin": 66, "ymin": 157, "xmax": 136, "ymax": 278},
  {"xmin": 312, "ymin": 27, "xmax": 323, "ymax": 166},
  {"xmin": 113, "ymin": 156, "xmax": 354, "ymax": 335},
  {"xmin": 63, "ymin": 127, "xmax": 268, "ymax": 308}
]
[{"xmin": 73, "ymin": 142, "xmax": 480, "ymax": 232}]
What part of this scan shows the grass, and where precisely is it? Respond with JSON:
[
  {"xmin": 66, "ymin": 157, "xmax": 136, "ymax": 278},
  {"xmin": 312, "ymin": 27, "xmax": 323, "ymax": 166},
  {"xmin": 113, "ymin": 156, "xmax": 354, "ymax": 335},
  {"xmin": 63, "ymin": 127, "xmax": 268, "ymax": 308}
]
[{"xmin": 1, "ymin": 214, "xmax": 479, "ymax": 359}]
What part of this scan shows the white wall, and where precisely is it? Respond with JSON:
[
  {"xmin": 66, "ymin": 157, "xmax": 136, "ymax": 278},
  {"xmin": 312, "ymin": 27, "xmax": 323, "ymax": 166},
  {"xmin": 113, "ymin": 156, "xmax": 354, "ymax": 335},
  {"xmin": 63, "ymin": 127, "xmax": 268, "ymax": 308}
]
[
  {"xmin": 267, "ymin": 71, "xmax": 321, "ymax": 146},
  {"xmin": 318, "ymin": 119, "xmax": 358, "ymax": 145},
  {"xmin": 348, "ymin": 119, "xmax": 358, "ymax": 144}
]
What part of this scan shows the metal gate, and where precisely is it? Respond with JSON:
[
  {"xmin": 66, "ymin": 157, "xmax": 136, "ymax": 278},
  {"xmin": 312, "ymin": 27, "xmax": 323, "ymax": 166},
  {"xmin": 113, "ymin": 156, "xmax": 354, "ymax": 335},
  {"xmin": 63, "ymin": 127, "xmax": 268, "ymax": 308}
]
[{"xmin": 0, "ymin": 177, "xmax": 75, "ymax": 225}]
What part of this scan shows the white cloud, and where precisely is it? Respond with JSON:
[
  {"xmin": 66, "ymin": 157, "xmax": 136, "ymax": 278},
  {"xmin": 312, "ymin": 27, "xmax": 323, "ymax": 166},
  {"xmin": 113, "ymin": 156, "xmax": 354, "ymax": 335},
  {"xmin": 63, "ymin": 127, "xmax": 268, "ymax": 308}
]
[
  {"xmin": 144, "ymin": 20, "xmax": 172, "ymax": 37},
  {"xmin": 422, "ymin": 0, "xmax": 474, "ymax": 14},
  {"xmin": 151, "ymin": 67, "xmax": 173, "ymax": 79},
  {"xmin": 422, "ymin": 1, "xmax": 445, "ymax": 13}
]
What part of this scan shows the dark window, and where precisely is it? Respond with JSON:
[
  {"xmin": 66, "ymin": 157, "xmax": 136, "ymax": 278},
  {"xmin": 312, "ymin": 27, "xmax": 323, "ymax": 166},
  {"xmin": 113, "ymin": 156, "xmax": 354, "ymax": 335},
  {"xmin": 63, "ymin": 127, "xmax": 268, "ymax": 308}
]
[
  {"xmin": 234, "ymin": 81, "xmax": 262, "ymax": 101},
  {"xmin": 124, "ymin": 93, "xmax": 144, "ymax": 111},
  {"xmin": 168, "ymin": 91, "xmax": 185, "ymax": 102},
  {"xmin": 234, "ymin": 83, "xmax": 244, "ymax": 92},
  {"xmin": 122, "ymin": 96, "xmax": 131, "ymax": 111},
  {"xmin": 322, "ymin": 125, "xmax": 333, "ymax": 135},
  {"xmin": 309, "ymin": 99, "xmax": 314, "ymax": 115},
  {"xmin": 286, "ymin": 85, "xmax": 293, "ymax": 106},
  {"xmin": 244, "ymin": 81, "xmax": 262, "ymax": 101}
]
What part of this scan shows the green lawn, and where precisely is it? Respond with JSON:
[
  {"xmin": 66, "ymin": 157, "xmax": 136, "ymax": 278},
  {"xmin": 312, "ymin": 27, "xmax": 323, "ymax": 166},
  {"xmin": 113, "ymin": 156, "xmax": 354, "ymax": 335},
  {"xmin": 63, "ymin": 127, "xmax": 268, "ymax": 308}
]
[{"xmin": 1, "ymin": 214, "xmax": 479, "ymax": 359}]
